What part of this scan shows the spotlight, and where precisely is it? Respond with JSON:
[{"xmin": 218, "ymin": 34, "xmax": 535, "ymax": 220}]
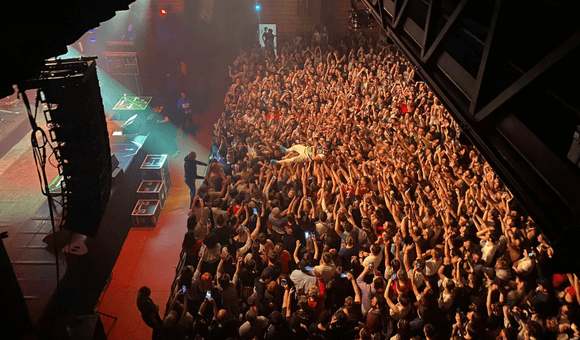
[
  {"xmin": 255, "ymin": 4, "xmax": 261, "ymax": 11},
  {"xmin": 160, "ymin": 8, "xmax": 167, "ymax": 15},
  {"xmin": 89, "ymin": 38, "xmax": 96, "ymax": 42},
  {"xmin": 88, "ymin": 29, "xmax": 94, "ymax": 34}
]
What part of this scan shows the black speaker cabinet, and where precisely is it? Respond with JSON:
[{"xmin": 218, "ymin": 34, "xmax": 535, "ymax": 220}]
[{"xmin": 35, "ymin": 59, "xmax": 112, "ymax": 238}]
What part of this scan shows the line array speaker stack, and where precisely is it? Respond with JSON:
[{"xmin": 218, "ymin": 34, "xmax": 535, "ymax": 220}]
[
  {"xmin": 104, "ymin": 40, "xmax": 140, "ymax": 95},
  {"xmin": 22, "ymin": 57, "xmax": 112, "ymax": 238}
]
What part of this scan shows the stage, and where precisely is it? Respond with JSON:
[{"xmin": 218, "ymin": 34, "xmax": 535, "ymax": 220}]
[{"xmin": 0, "ymin": 128, "xmax": 151, "ymax": 335}]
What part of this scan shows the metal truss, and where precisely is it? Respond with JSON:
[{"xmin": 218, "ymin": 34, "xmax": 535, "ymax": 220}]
[{"xmin": 359, "ymin": 0, "xmax": 580, "ymax": 273}]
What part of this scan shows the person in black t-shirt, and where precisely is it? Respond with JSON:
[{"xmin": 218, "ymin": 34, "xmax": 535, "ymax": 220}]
[
  {"xmin": 184, "ymin": 151, "xmax": 207, "ymax": 208},
  {"xmin": 339, "ymin": 235, "xmax": 361, "ymax": 271},
  {"xmin": 151, "ymin": 106, "xmax": 179, "ymax": 157},
  {"xmin": 136, "ymin": 286, "xmax": 164, "ymax": 340},
  {"xmin": 308, "ymin": 310, "xmax": 333, "ymax": 339},
  {"xmin": 213, "ymin": 214, "xmax": 235, "ymax": 246},
  {"xmin": 324, "ymin": 227, "xmax": 341, "ymax": 252},
  {"xmin": 207, "ymin": 309, "xmax": 238, "ymax": 340}
]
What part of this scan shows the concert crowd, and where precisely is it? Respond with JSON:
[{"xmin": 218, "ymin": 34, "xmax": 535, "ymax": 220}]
[{"xmin": 138, "ymin": 29, "xmax": 580, "ymax": 340}]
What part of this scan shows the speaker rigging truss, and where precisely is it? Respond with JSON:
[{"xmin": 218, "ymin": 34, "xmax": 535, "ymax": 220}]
[{"xmin": 358, "ymin": 0, "xmax": 580, "ymax": 273}]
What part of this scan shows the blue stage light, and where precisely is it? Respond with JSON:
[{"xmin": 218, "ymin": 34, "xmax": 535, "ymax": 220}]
[
  {"xmin": 90, "ymin": 38, "xmax": 96, "ymax": 42},
  {"xmin": 255, "ymin": 4, "xmax": 261, "ymax": 11}
]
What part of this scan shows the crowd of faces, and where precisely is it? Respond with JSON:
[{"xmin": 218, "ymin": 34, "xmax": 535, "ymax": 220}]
[{"xmin": 167, "ymin": 30, "xmax": 580, "ymax": 340}]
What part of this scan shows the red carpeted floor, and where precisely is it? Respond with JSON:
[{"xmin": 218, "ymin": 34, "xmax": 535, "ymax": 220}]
[{"xmin": 97, "ymin": 83, "xmax": 227, "ymax": 339}]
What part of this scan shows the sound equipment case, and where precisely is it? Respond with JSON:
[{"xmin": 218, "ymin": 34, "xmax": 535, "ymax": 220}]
[
  {"xmin": 131, "ymin": 199, "xmax": 162, "ymax": 227},
  {"xmin": 136, "ymin": 180, "xmax": 167, "ymax": 208},
  {"xmin": 140, "ymin": 154, "xmax": 172, "ymax": 195}
]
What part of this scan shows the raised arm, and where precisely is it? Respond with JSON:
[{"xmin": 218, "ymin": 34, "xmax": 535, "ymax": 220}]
[
  {"xmin": 385, "ymin": 279, "xmax": 399, "ymax": 313},
  {"xmin": 293, "ymin": 239, "xmax": 301, "ymax": 264},
  {"xmin": 238, "ymin": 228, "xmax": 253, "ymax": 255},
  {"xmin": 348, "ymin": 272, "xmax": 362, "ymax": 304},
  {"xmin": 216, "ymin": 257, "xmax": 226, "ymax": 276},
  {"xmin": 313, "ymin": 237, "xmax": 320, "ymax": 260},
  {"xmin": 403, "ymin": 244, "xmax": 414, "ymax": 273},
  {"xmin": 334, "ymin": 210, "xmax": 344, "ymax": 238},
  {"xmin": 250, "ymin": 205, "xmax": 263, "ymax": 241},
  {"xmin": 283, "ymin": 287, "xmax": 293, "ymax": 319}
]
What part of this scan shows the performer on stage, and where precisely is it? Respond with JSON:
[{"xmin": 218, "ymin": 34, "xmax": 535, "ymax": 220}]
[
  {"xmin": 151, "ymin": 106, "xmax": 179, "ymax": 158},
  {"xmin": 176, "ymin": 92, "xmax": 192, "ymax": 139},
  {"xmin": 184, "ymin": 151, "xmax": 207, "ymax": 208}
]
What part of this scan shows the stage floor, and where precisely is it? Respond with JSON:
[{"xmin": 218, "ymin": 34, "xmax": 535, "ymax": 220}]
[
  {"xmin": 96, "ymin": 108, "xmax": 219, "ymax": 339},
  {"xmin": 0, "ymin": 94, "xmax": 218, "ymax": 338}
]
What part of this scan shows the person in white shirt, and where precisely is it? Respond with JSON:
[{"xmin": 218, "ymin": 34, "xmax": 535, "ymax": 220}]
[
  {"xmin": 290, "ymin": 259, "xmax": 318, "ymax": 294},
  {"xmin": 385, "ymin": 278, "xmax": 412, "ymax": 321},
  {"xmin": 480, "ymin": 235, "xmax": 498, "ymax": 267},
  {"xmin": 424, "ymin": 247, "xmax": 443, "ymax": 278},
  {"xmin": 362, "ymin": 244, "xmax": 383, "ymax": 269},
  {"xmin": 239, "ymin": 308, "xmax": 269, "ymax": 340},
  {"xmin": 314, "ymin": 252, "xmax": 337, "ymax": 284}
]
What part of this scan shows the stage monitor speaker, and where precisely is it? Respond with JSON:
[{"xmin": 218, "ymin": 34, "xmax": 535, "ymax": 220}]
[{"xmin": 39, "ymin": 59, "xmax": 112, "ymax": 238}]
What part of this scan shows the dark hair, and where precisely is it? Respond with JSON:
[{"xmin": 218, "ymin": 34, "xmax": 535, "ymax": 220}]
[
  {"xmin": 362, "ymin": 218, "xmax": 372, "ymax": 229},
  {"xmin": 219, "ymin": 273, "xmax": 231, "ymax": 290},
  {"xmin": 178, "ymin": 266, "xmax": 193, "ymax": 288},
  {"xmin": 423, "ymin": 324, "xmax": 435, "ymax": 337},
  {"xmin": 183, "ymin": 230, "xmax": 196, "ymax": 250},
  {"xmin": 268, "ymin": 250, "xmax": 279, "ymax": 264},
  {"xmin": 391, "ymin": 259, "xmax": 401, "ymax": 272},
  {"xmin": 246, "ymin": 308, "xmax": 258, "ymax": 323},
  {"xmin": 346, "ymin": 235, "xmax": 355, "ymax": 246},
  {"xmin": 186, "ymin": 215, "xmax": 197, "ymax": 231},
  {"xmin": 138, "ymin": 286, "xmax": 151, "ymax": 298},
  {"xmin": 203, "ymin": 232, "xmax": 218, "ymax": 249},
  {"xmin": 374, "ymin": 209, "xmax": 385, "ymax": 222},
  {"xmin": 373, "ymin": 277, "xmax": 386, "ymax": 292},
  {"xmin": 299, "ymin": 259, "xmax": 311, "ymax": 273},
  {"xmin": 417, "ymin": 304, "xmax": 428, "ymax": 320},
  {"xmin": 234, "ymin": 193, "xmax": 244, "ymax": 205},
  {"xmin": 269, "ymin": 311, "xmax": 284, "ymax": 327},
  {"xmin": 297, "ymin": 295, "xmax": 309, "ymax": 310},
  {"xmin": 216, "ymin": 214, "xmax": 225, "ymax": 226},
  {"xmin": 374, "ymin": 295, "xmax": 388, "ymax": 313},
  {"xmin": 202, "ymin": 193, "xmax": 211, "ymax": 204},
  {"xmin": 334, "ymin": 310, "xmax": 347, "ymax": 327},
  {"xmin": 318, "ymin": 310, "xmax": 331, "ymax": 325},
  {"xmin": 343, "ymin": 222, "xmax": 353, "ymax": 233},
  {"xmin": 359, "ymin": 327, "xmax": 372, "ymax": 340},
  {"xmin": 397, "ymin": 319, "xmax": 411, "ymax": 338},
  {"xmin": 289, "ymin": 315, "xmax": 301, "ymax": 330},
  {"xmin": 322, "ymin": 252, "xmax": 333, "ymax": 265}
]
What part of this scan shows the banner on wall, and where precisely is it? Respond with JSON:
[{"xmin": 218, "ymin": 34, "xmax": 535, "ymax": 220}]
[{"xmin": 200, "ymin": 0, "xmax": 214, "ymax": 23}]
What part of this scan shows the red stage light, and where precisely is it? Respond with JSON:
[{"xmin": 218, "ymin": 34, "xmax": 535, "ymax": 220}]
[{"xmin": 160, "ymin": 8, "xmax": 167, "ymax": 15}]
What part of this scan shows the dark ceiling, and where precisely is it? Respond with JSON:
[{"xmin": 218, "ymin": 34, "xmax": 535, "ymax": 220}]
[
  {"xmin": 0, "ymin": 0, "xmax": 136, "ymax": 99},
  {"xmin": 359, "ymin": 0, "xmax": 580, "ymax": 273}
]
